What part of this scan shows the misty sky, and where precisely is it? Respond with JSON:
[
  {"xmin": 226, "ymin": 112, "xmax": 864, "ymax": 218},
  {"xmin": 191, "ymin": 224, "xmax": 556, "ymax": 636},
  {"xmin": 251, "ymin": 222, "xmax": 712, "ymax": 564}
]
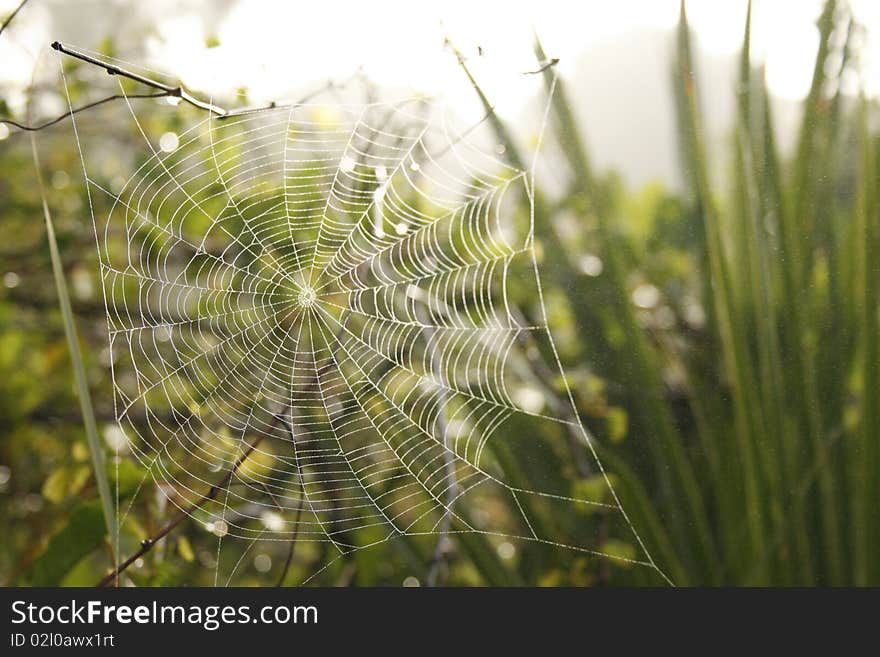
[{"xmin": 1, "ymin": 0, "xmax": 877, "ymax": 187}]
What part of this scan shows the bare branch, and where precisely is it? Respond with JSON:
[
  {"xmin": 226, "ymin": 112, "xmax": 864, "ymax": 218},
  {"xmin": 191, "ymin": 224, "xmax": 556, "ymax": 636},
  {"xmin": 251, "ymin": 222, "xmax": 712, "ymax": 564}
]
[
  {"xmin": 96, "ymin": 435, "xmax": 264, "ymax": 587},
  {"xmin": 1, "ymin": 91, "xmax": 169, "ymax": 132},
  {"xmin": 1, "ymin": 41, "xmax": 356, "ymax": 135},
  {"xmin": 272, "ymin": 415, "xmax": 305, "ymax": 587},
  {"xmin": 523, "ymin": 58, "xmax": 560, "ymax": 75},
  {"xmin": 96, "ymin": 330, "xmax": 349, "ymax": 587},
  {"xmin": 51, "ymin": 41, "xmax": 228, "ymax": 115},
  {"xmin": 418, "ymin": 305, "xmax": 458, "ymax": 587}
]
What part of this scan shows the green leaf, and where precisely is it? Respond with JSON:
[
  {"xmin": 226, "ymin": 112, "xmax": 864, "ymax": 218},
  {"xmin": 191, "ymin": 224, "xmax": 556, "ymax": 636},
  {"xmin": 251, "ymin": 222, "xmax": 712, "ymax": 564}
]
[
  {"xmin": 28, "ymin": 502, "xmax": 106, "ymax": 586},
  {"xmin": 42, "ymin": 468, "xmax": 71, "ymax": 504},
  {"xmin": 41, "ymin": 465, "xmax": 91, "ymax": 503},
  {"xmin": 571, "ymin": 474, "xmax": 618, "ymax": 511},
  {"xmin": 177, "ymin": 536, "xmax": 195, "ymax": 563},
  {"xmin": 599, "ymin": 539, "xmax": 636, "ymax": 568},
  {"xmin": 107, "ymin": 458, "xmax": 146, "ymax": 499},
  {"xmin": 606, "ymin": 407, "xmax": 628, "ymax": 444}
]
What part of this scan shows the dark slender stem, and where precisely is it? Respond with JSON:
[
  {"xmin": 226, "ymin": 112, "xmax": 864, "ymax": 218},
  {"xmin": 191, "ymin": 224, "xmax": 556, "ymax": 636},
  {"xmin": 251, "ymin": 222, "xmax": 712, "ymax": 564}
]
[
  {"xmin": 510, "ymin": 306, "xmax": 593, "ymax": 478},
  {"xmin": 267, "ymin": 337, "xmax": 344, "ymax": 586},
  {"xmin": 96, "ymin": 307, "xmax": 346, "ymax": 587},
  {"xmin": 273, "ymin": 416, "xmax": 304, "ymax": 587},
  {"xmin": 1, "ymin": 92, "xmax": 170, "ymax": 132},
  {"xmin": 0, "ymin": 0, "xmax": 30, "ymax": 38},
  {"xmin": 50, "ymin": 41, "xmax": 228, "ymax": 116},
  {"xmin": 96, "ymin": 436, "xmax": 264, "ymax": 587},
  {"xmin": 421, "ymin": 311, "xmax": 457, "ymax": 587},
  {"xmin": 1, "ymin": 42, "xmax": 354, "ymax": 135},
  {"xmin": 523, "ymin": 58, "xmax": 560, "ymax": 76}
]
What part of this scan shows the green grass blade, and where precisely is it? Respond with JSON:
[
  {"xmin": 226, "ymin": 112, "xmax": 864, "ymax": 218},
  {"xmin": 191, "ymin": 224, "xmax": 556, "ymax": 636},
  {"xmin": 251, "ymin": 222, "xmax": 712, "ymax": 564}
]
[
  {"xmin": 757, "ymin": 76, "xmax": 815, "ymax": 580},
  {"xmin": 451, "ymin": 37, "xmax": 718, "ymax": 580},
  {"xmin": 731, "ymin": 0, "xmax": 794, "ymax": 583},
  {"xmin": 30, "ymin": 135, "xmax": 117, "ymax": 563},
  {"xmin": 790, "ymin": 0, "xmax": 837, "ymax": 256},
  {"xmin": 674, "ymin": 0, "xmax": 767, "ymax": 573},
  {"xmin": 784, "ymin": 0, "xmax": 844, "ymax": 583},
  {"xmin": 852, "ymin": 99, "xmax": 879, "ymax": 584},
  {"xmin": 532, "ymin": 33, "xmax": 718, "ymax": 579},
  {"xmin": 596, "ymin": 448, "xmax": 688, "ymax": 585}
]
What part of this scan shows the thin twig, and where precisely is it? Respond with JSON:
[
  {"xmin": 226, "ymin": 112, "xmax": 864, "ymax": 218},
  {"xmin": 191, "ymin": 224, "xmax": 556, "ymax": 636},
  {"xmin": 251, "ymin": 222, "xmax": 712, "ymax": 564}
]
[
  {"xmin": 51, "ymin": 41, "xmax": 228, "ymax": 116},
  {"xmin": 51, "ymin": 41, "xmax": 344, "ymax": 120},
  {"xmin": 96, "ymin": 298, "xmax": 346, "ymax": 586},
  {"xmin": 510, "ymin": 306, "xmax": 593, "ymax": 478},
  {"xmin": 418, "ymin": 305, "xmax": 458, "ymax": 587},
  {"xmin": 273, "ymin": 415, "xmax": 305, "ymax": 587},
  {"xmin": 96, "ymin": 436, "xmax": 264, "ymax": 587},
  {"xmin": 523, "ymin": 58, "xmax": 560, "ymax": 76},
  {"xmin": 1, "ymin": 41, "xmax": 355, "ymax": 135},
  {"xmin": 267, "ymin": 325, "xmax": 346, "ymax": 586},
  {"xmin": 0, "ymin": 0, "xmax": 30, "ymax": 39},
  {"xmin": 1, "ymin": 92, "xmax": 170, "ymax": 131}
]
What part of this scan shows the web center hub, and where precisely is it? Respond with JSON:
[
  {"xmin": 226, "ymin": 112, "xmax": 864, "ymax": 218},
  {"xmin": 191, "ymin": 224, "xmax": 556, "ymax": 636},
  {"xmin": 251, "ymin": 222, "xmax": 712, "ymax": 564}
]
[{"xmin": 297, "ymin": 286, "xmax": 318, "ymax": 309}]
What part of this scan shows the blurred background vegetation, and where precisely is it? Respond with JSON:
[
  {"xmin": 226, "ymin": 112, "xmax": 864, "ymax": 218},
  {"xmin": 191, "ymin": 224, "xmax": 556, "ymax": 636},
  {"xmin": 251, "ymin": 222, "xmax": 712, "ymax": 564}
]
[{"xmin": 1, "ymin": 0, "xmax": 878, "ymax": 586}]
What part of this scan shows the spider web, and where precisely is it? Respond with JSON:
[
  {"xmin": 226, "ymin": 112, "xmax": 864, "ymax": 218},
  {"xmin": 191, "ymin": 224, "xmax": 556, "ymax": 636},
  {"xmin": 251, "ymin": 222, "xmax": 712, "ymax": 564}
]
[{"xmin": 61, "ymin": 61, "xmax": 670, "ymax": 586}]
